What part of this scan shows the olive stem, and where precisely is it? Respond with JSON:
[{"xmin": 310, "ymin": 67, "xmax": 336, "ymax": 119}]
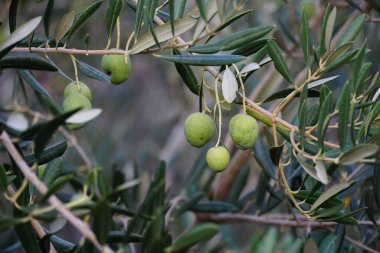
[
  {"xmin": 116, "ymin": 17, "xmax": 121, "ymax": 49},
  {"xmin": 69, "ymin": 54, "xmax": 81, "ymax": 91},
  {"xmin": 214, "ymin": 76, "xmax": 222, "ymax": 147},
  {"xmin": 232, "ymin": 64, "xmax": 246, "ymax": 115}
]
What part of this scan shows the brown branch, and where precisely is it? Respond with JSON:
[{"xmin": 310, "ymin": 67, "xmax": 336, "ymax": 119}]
[
  {"xmin": 0, "ymin": 131, "xmax": 113, "ymax": 253},
  {"xmin": 207, "ymin": 213, "xmax": 380, "ymax": 227}
]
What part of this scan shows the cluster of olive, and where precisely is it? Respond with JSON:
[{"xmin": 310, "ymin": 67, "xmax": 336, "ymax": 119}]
[
  {"xmin": 62, "ymin": 50, "xmax": 131, "ymax": 129},
  {"xmin": 184, "ymin": 112, "xmax": 259, "ymax": 172}
]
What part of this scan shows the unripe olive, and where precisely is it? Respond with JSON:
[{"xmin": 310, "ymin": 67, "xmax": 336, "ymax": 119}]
[
  {"xmin": 229, "ymin": 114, "xmax": 259, "ymax": 150},
  {"xmin": 64, "ymin": 81, "xmax": 92, "ymax": 102},
  {"xmin": 300, "ymin": 0, "xmax": 315, "ymax": 20},
  {"xmin": 63, "ymin": 92, "xmax": 92, "ymax": 130},
  {"xmin": 206, "ymin": 146, "xmax": 230, "ymax": 172},
  {"xmin": 101, "ymin": 49, "xmax": 131, "ymax": 85},
  {"xmin": 184, "ymin": 112, "xmax": 215, "ymax": 148}
]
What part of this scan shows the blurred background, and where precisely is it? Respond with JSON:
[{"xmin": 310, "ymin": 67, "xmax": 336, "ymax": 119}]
[{"xmin": 0, "ymin": 0, "xmax": 380, "ymax": 252}]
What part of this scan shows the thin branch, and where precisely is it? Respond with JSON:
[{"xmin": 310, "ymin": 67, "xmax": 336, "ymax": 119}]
[
  {"xmin": 0, "ymin": 131, "xmax": 113, "ymax": 253},
  {"xmin": 207, "ymin": 213, "xmax": 380, "ymax": 227}
]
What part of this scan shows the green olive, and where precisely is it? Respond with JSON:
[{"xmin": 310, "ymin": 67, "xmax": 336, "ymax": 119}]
[
  {"xmin": 229, "ymin": 114, "xmax": 259, "ymax": 150},
  {"xmin": 63, "ymin": 92, "xmax": 92, "ymax": 130},
  {"xmin": 101, "ymin": 49, "xmax": 131, "ymax": 85},
  {"xmin": 184, "ymin": 112, "xmax": 215, "ymax": 148},
  {"xmin": 206, "ymin": 146, "xmax": 230, "ymax": 172},
  {"xmin": 64, "ymin": 81, "xmax": 92, "ymax": 102}
]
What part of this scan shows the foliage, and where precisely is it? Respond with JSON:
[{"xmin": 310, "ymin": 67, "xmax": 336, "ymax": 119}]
[{"xmin": 0, "ymin": 0, "xmax": 379, "ymax": 252}]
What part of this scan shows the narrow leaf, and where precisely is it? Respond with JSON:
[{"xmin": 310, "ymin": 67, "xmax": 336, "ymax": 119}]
[
  {"xmin": 173, "ymin": 49, "xmax": 199, "ymax": 95},
  {"xmin": 309, "ymin": 183, "xmax": 353, "ymax": 211},
  {"xmin": 300, "ymin": 10, "xmax": 309, "ymax": 66},
  {"xmin": 222, "ymin": 67, "xmax": 238, "ymax": 103},
  {"xmin": 336, "ymin": 15, "xmax": 365, "ymax": 47},
  {"xmin": 130, "ymin": 18, "xmax": 197, "ymax": 54},
  {"xmin": 43, "ymin": 0, "xmax": 54, "ymax": 37},
  {"xmin": 75, "ymin": 58, "xmax": 110, "ymax": 83},
  {"xmin": 267, "ymin": 40, "xmax": 293, "ymax": 84},
  {"xmin": 42, "ymin": 158, "xmax": 62, "ymax": 187},
  {"xmin": 317, "ymin": 91, "xmax": 332, "ymax": 149},
  {"xmin": 338, "ymin": 84, "xmax": 350, "ymax": 149},
  {"xmin": 9, "ymin": 0, "xmax": 19, "ymax": 33},
  {"xmin": 308, "ymin": 75, "xmax": 339, "ymax": 89},
  {"xmin": 19, "ymin": 70, "xmax": 52, "ymax": 98},
  {"xmin": 0, "ymin": 16, "xmax": 42, "ymax": 59},
  {"xmin": 324, "ymin": 7, "xmax": 336, "ymax": 51},
  {"xmin": 54, "ymin": 11, "xmax": 75, "ymax": 47},
  {"xmin": 106, "ymin": 0, "xmax": 122, "ymax": 40},
  {"xmin": 338, "ymin": 144, "xmax": 379, "ymax": 165},
  {"xmin": 156, "ymin": 54, "xmax": 246, "ymax": 66},
  {"xmin": 67, "ymin": 1, "xmax": 103, "ymax": 41},
  {"xmin": 0, "ymin": 53, "xmax": 57, "ymax": 71}
]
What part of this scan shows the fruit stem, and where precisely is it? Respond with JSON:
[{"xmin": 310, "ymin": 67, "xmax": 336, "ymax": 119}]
[
  {"xmin": 214, "ymin": 77, "xmax": 222, "ymax": 147},
  {"xmin": 116, "ymin": 17, "xmax": 121, "ymax": 49},
  {"xmin": 232, "ymin": 64, "xmax": 246, "ymax": 115},
  {"xmin": 69, "ymin": 54, "xmax": 80, "ymax": 91}
]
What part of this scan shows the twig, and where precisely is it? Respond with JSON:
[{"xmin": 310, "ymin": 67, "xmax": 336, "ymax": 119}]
[
  {"xmin": 0, "ymin": 131, "xmax": 113, "ymax": 253},
  {"xmin": 207, "ymin": 213, "xmax": 380, "ymax": 227}
]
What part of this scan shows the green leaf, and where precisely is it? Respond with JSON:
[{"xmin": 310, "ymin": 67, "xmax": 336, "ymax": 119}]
[
  {"xmin": 24, "ymin": 140, "xmax": 67, "ymax": 166},
  {"xmin": 165, "ymin": 223, "xmax": 219, "ymax": 252},
  {"xmin": 14, "ymin": 209, "xmax": 40, "ymax": 253},
  {"xmin": 75, "ymin": 58, "xmax": 110, "ymax": 83},
  {"xmin": 174, "ymin": 0, "xmax": 186, "ymax": 19},
  {"xmin": 130, "ymin": 18, "xmax": 197, "ymax": 54},
  {"xmin": 67, "ymin": 1, "xmax": 103, "ymax": 41},
  {"xmin": 374, "ymin": 155, "xmax": 380, "ymax": 210},
  {"xmin": 0, "ymin": 53, "xmax": 57, "ymax": 71},
  {"xmin": 42, "ymin": 158, "xmax": 62, "ymax": 187},
  {"xmin": 303, "ymin": 238, "xmax": 319, "ymax": 253},
  {"xmin": 54, "ymin": 11, "xmax": 75, "ymax": 47},
  {"xmin": 309, "ymin": 182, "xmax": 353, "ymax": 212},
  {"xmin": 9, "ymin": 0, "xmax": 19, "ymax": 33},
  {"xmin": 319, "ymin": 5, "xmax": 331, "ymax": 55},
  {"xmin": 307, "ymin": 75, "xmax": 339, "ymax": 89},
  {"xmin": 319, "ymin": 235, "xmax": 336, "ymax": 253},
  {"xmin": 222, "ymin": 67, "xmax": 238, "ymax": 103},
  {"xmin": 195, "ymin": 0, "xmax": 207, "ymax": 21},
  {"xmin": 226, "ymin": 165, "xmax": 250, "ymax": 204},
  {"xmin": 156, "ymin": 54, "xmax": 246, "ymax": 66},
  {"xmin": 134, "ymin": 0, "xmax": 146, "ymax": 39},
  {"xmin": 325, "ymin": 42, "xmax": 354, "ymax": 65},
  {"xmin": 336, "ymin": 15, "xmax": 365, "ymax": 47},
  {"xmin": 188, "ymin": 25, "xmax": 273, "ymax": 54},
  {"xmin": 0, "ymin": 16, "xmax": 42, "ymax": 59},
  {"xmin": 106, "ymin": 0, "xmax": 122, "ymax": 40},
  {"xmin": 92, "ymin": 198, "xmax": 111, "ymax": 245},
  {"xmin": 262, "ymin": 88, "xmax": 319, "ymax": 103},
  {"xmin": 321, "ymin": 49, "xmax": 357, "ymax": 74},
  {"xmin": 191, "ymin": 200, "xmax": 240, "ymax": 213},
  {"xmin": 315, "ymin": 202, "xmax": 345, "ymax": 218},
  {"xmin": 300, "ymin": 10, "xmax": 310, "ymax": 66},
  {"xmin": 267, "ymin": 40, "xmax": 293, "ymax": 84},
  {"xmin": 39, "ymin": 174, "xmax": 73, "ymax": 203},
  {"xmin": 214, "ymin": 9, "xmax": 253, "ymax": 34},
  {"xmin": 173, "ymin": 49, "xmax": 199, "ymax": 95},
  {"xmin": 324, "ymin": 7, "xmax": 336, "ymax": 52},
  {"xmin": 232, "ymin": 39, "xmax": 267, "ymax": 57},
  {"xmin": 19, "ymin": 70, "xmax": 52, "ymax": 98},
  {"xmin": 0, "ymin": 164, "xmax": 7, "ymax": 192},
  {"xmin": 338, "ymin": 144, "xmax": 379, "ymax": 165},
  {"xmin": 365, "ymin": 189, "xmax": 377, "ymax": 225},
  {"xmin": 34, "ymin": 110, "xmax": 79, "ymax": 161},
  {"xmin": 337, "ymin": 84, "xmax": 350, "ymax": 149},
  {"xmin": 317, "ymin": 90, "xmax": 332, "ymax": 150},
  {"xmin": 269, "ymin": 145, "xmax": 284, "ymax": 167},
  {"xmin": 257, "ymin": 227, "xmax": 277, "ymax": 253},
  {"xmin": 43, "ymin": 0, "xmax": 54, "ymax": 37}
]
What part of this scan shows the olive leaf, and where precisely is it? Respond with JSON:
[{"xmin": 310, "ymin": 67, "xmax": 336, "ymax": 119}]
[
  {"xmin": 222, "ymin": 67, "xmax": 238, "ymax": 103},
  {"xmin": 54, "ymin": 11, "xmax": 75, "ymax": 47}
]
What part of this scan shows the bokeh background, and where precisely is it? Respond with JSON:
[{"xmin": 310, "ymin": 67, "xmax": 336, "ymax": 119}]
[{"xmin": 1, "ymin": 0, "xmax": 380, "ymax": 252}]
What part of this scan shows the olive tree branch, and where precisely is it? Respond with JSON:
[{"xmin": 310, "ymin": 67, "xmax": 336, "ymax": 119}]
[{"xmin": 0, "ymin": 131, "xmax": 113, "ymax": 253}]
